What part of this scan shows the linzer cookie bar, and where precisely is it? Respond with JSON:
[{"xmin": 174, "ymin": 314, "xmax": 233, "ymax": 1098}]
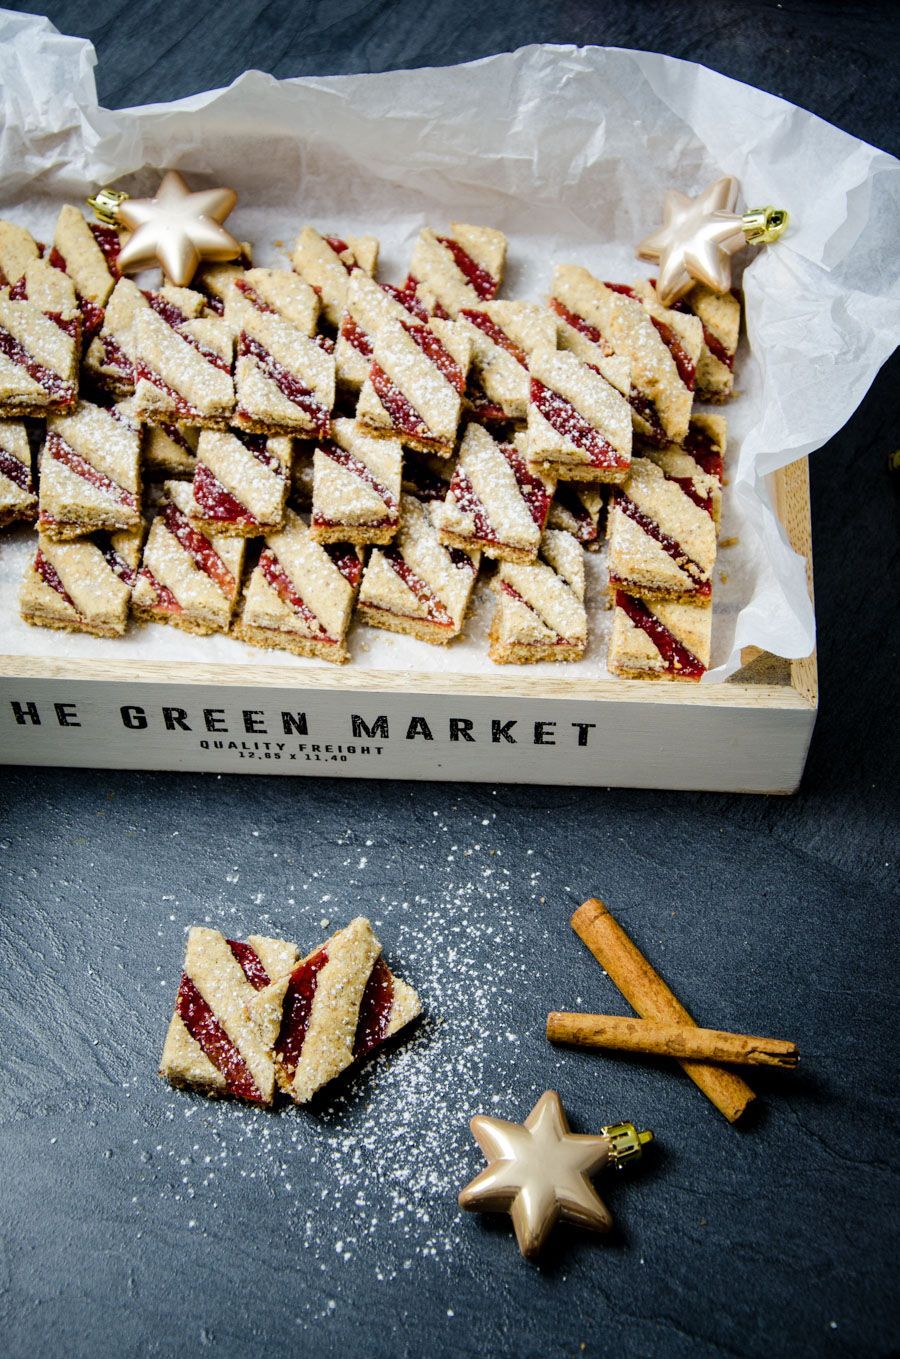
[
  {"xmin": 84, "ymin": 280, "xmax": 206, "ymax": 396},
  {"xmin": 607, "ymin": 456, "xmax": 716, "ymax": 604},
  {"xmin": 193, "ymin": 243, "xmax": 253, "ymax": 315},
  {"xmin": 356, "ymin": 318, "xmax": 471, "ymax": 457},
  {"xmin": 642, "ymin": 413, "xmax": 727, "ymax": 527},
  {"xmin": 549, "ymin": 264, "xmax": 616, "ymax": 368},
  {"xmin": 291, "ymin": 226, "xmax": 379, "ymax": 328},
  {"xmin": 608, "ymin": 589, "xmax": 711, "ymax": 681},
  {"xmin": 0, "ymin": 220, "xmax": 41, "ymax": 288},
  {"xmin": 0, "ymin": 259, "xmax": 79, "ymax": 417},
  {"xmin": 434, "ymin": 424, "xmax": 553, "ymax": 563},
  {"xmin": 115, "ymin": 395, "xmax": 198, "ymax": 480},
  {"xmin": 669, "ymin": 284, "xmax": 740, "ymax": 402},
  {"xmin": 0, "ymin": 420, "xmax": 37, "ymax": 527},
  {"xmin": 526, "ymin": 346, "xmax": 632, "ymax": 483},
  {"xmin": 546, "ymin": 482, "xmax": 604, "ymax": 548},
  {"xmin": 249, "ymin": 917, "xmax": 421, "ymax": 1105},
  {"xmin": 310, "ymin": 417, "xmax": 401, "ymax": 546},
  {"xmin": 489, "ymin": 528, "xmax": 587, "ymax": 665},
  {"xmin": 457, "ymin": 301, "xmax": 557, "ymax": 425},
  {"xmin": 133, "ymin": 296, "xmax": 234, "ymax": 429},
  {"xmin": 230, "ymin": 280, "xmax": 334, "ymax": 437},
  {"xmin": 160, "ymin": 927, "xmax": 299, "ymax": 1105},
  {"xmin": 334, "ymin": 269, "xmax": 429, "ymax": 392},
  {"xmin": 188, "ymin": 429, "xmax": 292, "ymax": 538},
  {"xmin": 604, "ymin": 280, "xmax": 702, "ymax": 445},
  {"xmin": 20, "ymin": 527, "xmax": 142, "ymax": 637},
  {"xmin": 38, "ymin": 400, "xmax": 141, "ymax": 540},
  {"xmin": 358, "ymin": 493, "xmax": 480, "ymax": 645},
  {"xmin": 233, "ymin": 509, "xmax": 362, "ymax": 664},
  {"xmin": 48, "ymin": 204, "xmax": 121, "ymax": 338},
  {"xmin": 406, "ymin": 224, "xmax": 506, "ymax": 318},
  {"xmin": 133, "ymin": 479, "xmax": 245, "ymax": 635}
]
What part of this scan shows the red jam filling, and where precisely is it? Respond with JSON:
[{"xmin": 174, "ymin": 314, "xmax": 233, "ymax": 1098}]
[
  {"xmin": 319, "ymin": 440, "xmax": 397, "ymax": 512},
  {"xmin": 627, "ymin": 387, "xmax": 666, "ymax": 444},
  {"xmin": 324, "ymin": 234, "xmax": 351, "ymax": 263},
  {"xmin": 0, "ymin": 446, "xmax": 32, "ymax": 493},
  {"xmin": 35, "ymin": 548, "xmax": 76, "ymax": 610},
  {"xmin": 604, "ymin": 281, "xmax": 638, "ymax": 299},
  {"xmin": 176, "ymin": 973, "xmax": 265, "ymax": 1103},
  {"xmin": 436, "ymin": 235, "xmax": 496, "ymax": 300},
  {"xmin": 139, "ymin": 565, "xmax": 182, "ymax": 613},
  {"xmin": 449, "ymin": 470, "xmax": 498, "ymax": 545},
  {"xmin": 101, "ymin": 333, "xmax": 134, "ymax": 380},
  {"xmin": 683, "ymin": 425, "xmax": 724, "ymax": 481},
  {"xmin": 192, "ymin": 461, "xmax": 257, "ymax": 526},
  {"xmin": 234, "ymin": 278, "xmax": 275, "ymax": 314},
  {"xmin": 465, "ymin": 380, "xmax": 508, "ymax": 425},
  {"xmin": 227, "ymin": 939, "xmax": 271, "ymax": 990},
  {"xmin": 502, "ymin": 441, "xmax": 551, "ymax": 527},
  {"xmin": 649, "ymin": 316, "xmax": 696, "ymax": 390},
  {"xmin": 381, "ymin": 281, "xmax": 430, "ymax": 322},
  {"xmin": 163, "ymin": 500, "xmax": 236, "ymax": 596},
  {"xmin": 370, "ymin": 363, "xmax": 432, "ymax": 441},
  {"xmin": 324, "ymin": 544, "xmax": 363, "ymax": 588},
  {"xmin": 0, "ymin": 326, "xmax": 76, "ymax": 406},
  {"xmin": 668, "ymin": 474, "xmax": 714, "ymax": 516},
  {"xmin": 46, "ymin": 431, "xmax": 137, "ymax": 509},
  {"xmin": 145, "ymin": 292, "xmax": 230, "ymax": 372},
  {"xmin": 259, "ymin": 549, "xmax": 329, "ymax": 635},
  {"xmin": 340, "ymin": 313, "xmax": 372, "ymax": 358},
  {"xmin": 549, "ymin": 296, "xmax": 609, "ymax": 351},
  {"xmin": 381, "ymin": 549, "xmax": 454, "ymax": 626},
  {"xmin": 101, "ymin": 546, "xmax": 135, "ymax": 588},
  {"xmin": 274, "ymin": 948, "xmax": 330, "ymax": 1077},
  {"xmin": 352, "ymin": 956, "xmax": 395, "ymax": 1057},
  {"xmin": 448, "ymin": 546, "xmax": 478, "ymax": 575},
  {"xmin": 134, "ymin": 361, "xmax": 204, "ymax": 423},
  {"xmin": 90, "ymin": 223, "xmax": 121, "ymax": 276},
  {"xmin": 612, "ymin": 490, "xmax": 708, "ymax": 585},
  {"xmin": 404, "ymin": 276, "xmax": 450, "ymax": 320},
  {"xmin": 666, "ymin": 292, "xmax": 736, "ymax": 372},
  {"xmin": 403, "ymin": 323, "xmax": 466, "ymax": 393},
  {"xmin": 500, "ymin": 580, "xmax": 567, "ymax": 644},
  {"xmin": 616, "ymin": 589, "xmax": 705, "ymax": 679},
  {"xmin": 161, "ymin": 423, "xmax": 196, "ymax": 455},
  {"xmin": 459, "ymin": 309, "xmax": 528, "ymax": 367},
  {"xmin": 530, "ymin": 379, "xmax": 626, "ymax": 469},
  {"xmin": 239, "ymin": 333, "xmax": 331, "ymax": 436}
]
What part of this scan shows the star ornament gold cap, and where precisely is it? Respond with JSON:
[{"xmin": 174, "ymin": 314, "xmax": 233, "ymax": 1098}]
[
  {"xmin": 637, "ymin": 175, "xmax": 789, "ymax": 307},
  {"xmin": 87, "ymin": 169, "xmax": 241, "ymax": 288},
  {"xmin": 458, "ymin": 1090, "xmax": 653, "ymax": 1259}
]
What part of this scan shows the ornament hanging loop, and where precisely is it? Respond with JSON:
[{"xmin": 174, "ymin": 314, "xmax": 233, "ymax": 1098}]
[
  {"xmin": 602, "ymin": 1122, "xmax": 655, "ymax": 1167},
  {"xmin": 87, "ymin": 187, "xmax": 129, "ymax": 225},
  {"xmin": 742, "ymin": 205, "xmax": 789, "ymax": 245}
]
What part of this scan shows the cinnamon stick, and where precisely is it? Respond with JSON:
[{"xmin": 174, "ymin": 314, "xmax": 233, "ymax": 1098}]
[
  {"xmin": 547, "ymin": 1013, "xmax": 799, "ymax": 1069},
  {"xmin": 570, "ymin": 898, "xmax": 757, "ymax": 1122}
]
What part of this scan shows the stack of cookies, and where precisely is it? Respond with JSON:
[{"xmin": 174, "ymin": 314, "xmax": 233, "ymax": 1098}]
[{"xmin": 0, "ymin": 208, "xmax": 740, "ymax": 679}]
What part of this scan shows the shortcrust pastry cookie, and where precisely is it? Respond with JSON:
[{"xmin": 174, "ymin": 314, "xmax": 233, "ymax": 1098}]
[
  {"xmin": 549, "ymin": 263, "xmax": 618, "ymax": 369},
  {"xmin": 0, "ymin": 259, "xmax": 80, "ymax": 418},
  {"xmin": 84, "ymin": 279, "xmax": 208, "ymax": 396},
  {"xmin": 334, "ymin": 269, "xmax": 429, "ymax": 392},
  {"xmin": 233, "ymin": 509, "xmax": 362, "ymax": 664},
  {"xmin": 38, "ymin": 400, "xmax": 141, "ymax": 540},
  {"xmin": 291, "ymin": 226, "xmax": 379, "ymax": 328},
  {"xmin": 229, "ymin": 277, "xmax": 334, "ymax": 437},
  {"xmin": 358, "ymin": 493, "xmax": 480, "ymax": 645},
  {"xmin": 670, "ymin": 284, "xmax": 740, "ymax": 402},
  {"xmin": 434, "ymin": 424, "xmax": 553, "ymax": 563},
  {"xmin": 133, "ymin": 295, "xmax": 234, "ymax": 428},
  {"xmin": 356, "ymin": 318, "xmax": 471, "ymax": 457},
  {"xmin": 607, "ymin": 456, "xmax": 716, "ymax": 604},
  {"xmin": 133, "ymin": 479, "xmax": 245, "ymax": 635},
  {"xmin": 193, "ymin": 243, "xmax": 253, "ymax": 315},
  {"xmin": 546, "ymin": 481, "xmax": 604, "ymax": 548},
  {"xmin": 406, "ymin": 224, "xmax": 506, "ymax": 318},
  {"xmin": 526, "ymin": 346, "xmax": 632, "ymax": 483},
  {"xmin": 0, "ymin": 220, "xmax": 41, "ymax": 288},
  {"xmin": 457, "ymin": 301, "xmax": 557, "ymax": 425},
  {"xmin": 160, "ymin": 926, "xmax": 299, "ymax": 1105},
  {"xmin": 641, "ymin": 412, "xmax": 727, "ymax": 527},
  {"xmin": 189, "ymin": 429, "xmax": 292, "ymax": 537},
  {"xmin": 608, "ymin": 589, "xmax": 711, "ymax": 681},
  {"xmin": 310, "ymin": 417, "xmax": 401, "ymax": 546},
  {"xmin": 249, "ymin": 917, "xmax": 421, "ymax": 1105},
  {"xmin": 48, "ymin": 204, "xmax": 121, "ymax": 337},
  {"xmin": 604, "ymin": 279, "xmax": 702, "ymax": 445},
  {"xmin": 116, "ymin": 394, "xmax": 198, "ymax": 480},
  {"xmin": 0, "ymin": 420, "xmax": 37, "ymax": 527},
  {"xmin": 20, "ymin": 527, "xmax": 142, "ymax": 637},
  {"xmin": 489, "ymin": 528, "xmax": 587, "ymax": 665}
]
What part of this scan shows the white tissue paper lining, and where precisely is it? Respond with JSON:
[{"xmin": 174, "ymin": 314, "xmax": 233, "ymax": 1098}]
[{"xmin": 1, "ymin": 11, "xmax": 898, "ymax": 681}]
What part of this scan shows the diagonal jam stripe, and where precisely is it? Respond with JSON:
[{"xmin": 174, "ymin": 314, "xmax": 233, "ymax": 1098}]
[
  {"xmin": 0, "ymin": 326, "xmax": 76, "ymax": 406},
  {"xmin": 319, "ymin": 440, "xmax": 398, "ymax": 511},
  {"xmin": 35, "ymin": 548, "xmax": 76, "ymax": 610},
  {"xmin": 649, "ymin": 316, "xmax": 696, "ymax": 390},
  {"xmin": 146, "ymin": 292, "xmax": 230, "ymax": 372},
  {"xmin": 176, "ymin": 972, "xmax": 265, "ymax": 1103},
  {"xmin": 353, "ymin": 956, "xmax": 395, "ymax": 1057},
  {"xmin": 436, "ymin": 235, "xmax": 497, "ymax": 300},
  {"xmin": 613, "ymin": 491, "xmax": 708, "ymax": 583},
  {"xmin": 500, "ymin": 579, "xmax": 566, "ymax": 641},
  {"xmin": 138, "ymin": 565, "xmax": 183, "ymax": 613},
  {"xmin": 227, "ymin": 939, "xmax": 271, "ymax": 990},
  {"xmin": 233, "ymin": 279, "xmax": 276, "ymax": 314},
  {"xmin": 501, "ymin": 442, "xmax": 552, "ymax": 526},
  {"xmin": 101, "ymin": 546, "xmax": 135, "ymax": 588},
  {"xmin": 531, "ymin": 379, "xmax": 626, "ymax": 469},
  {"xmin": 403, "ymin": 323, "xmax": 466, "ymax": 392},
  {"xmin": 667, "ymin": 291, "xmax": 735, "ymax": 371},
  {"xmin": 134, "ymin": 360, "xmax": 205, "ymax": 423},
  {"xmin": 163, "ymin": 499, "xmax": 236, "ymax": 596},
  {"xmin": 668, "ymin": 474, "xmax": 714, "ymax": 516},
  {"xmin": 382, "ymin": 548, "xmax": 455, "ymax": 627},
  {"xmin": 192, "ymin": 461, "xmax": 258, "ymax": 526},
  {"xmin": 239, "ymin": 333, "xmax": 331, "ymax": 435},
  {"xmin": 325, "ymin": 544, "xmax": 363, "ymax": 588},
  {"xmin": 0, "ymin": 445, "xmax": 32, "ymax": 492},
  {"xmin": 274, "ymin": 947, "xmax": 331, "ymax": 1078},
  {"xmin": 549, "ymin": 296, "xmax": 609, "ymax": 351},
  {"xmin": 459, "ymin": 308, "xmax": 528, "ymax": 367},
  {"xmin": 47, "ymin": 247, "xmax": 104, "ymax": 337},
  {"xmin": 553, "ymin": 484, "xmax": 598, "ymax": 542},
  {"xmin": 101, "ymin": 333, "xmax": 134, "ymax": 381},
  {"xmin": 340, "ymin": 313, "xmax": 373, "ymax": 357},
  {"xmin": 450, "ymin": 469, "xmax": 499, "ymax": 544},
  {"xmin": 616, "ymin": 589, "xmax": 705, "ymax": 678},
  {"xmin": 324, "ymin": 235, "xmax": 351, "ymax": 266},
  {"xmin": 369, "ymin": 363, "xmax": 432, "ymax": 441},
  {"xmin": 259, "ymin": 549, "xmax": 331, "ymax": 637},
  {"xmin": 46, "ymin": 432, "xmax": 137, "ymax": 509},
  {"xmin": 380, "ymin": 282, "xmax": 430, "ymax": 321},
  {"xmin": 466, "ymin": 380, "xmax": 508, "ymax": 424},
  {"xmin": 682, "ymin": 425, "xmax": 724, "ymax": 479}
]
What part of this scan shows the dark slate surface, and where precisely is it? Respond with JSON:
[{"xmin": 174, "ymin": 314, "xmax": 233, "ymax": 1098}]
[{"xmin": 1, "ymin": 3, "xmax": 898, "ymax": 1356}]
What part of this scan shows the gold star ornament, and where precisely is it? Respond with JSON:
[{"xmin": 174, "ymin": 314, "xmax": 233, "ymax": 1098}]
[
  {"xmin": 88, "ymin": 170, "xmax": 241, "ymax": 287},
  {"xmin": 637, "ymin": 175, "xmax": 789, "ymax": 307},
  {"xmin": 458, "ymin": 1089, "xmax": 653, "ymax": 1259}
]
